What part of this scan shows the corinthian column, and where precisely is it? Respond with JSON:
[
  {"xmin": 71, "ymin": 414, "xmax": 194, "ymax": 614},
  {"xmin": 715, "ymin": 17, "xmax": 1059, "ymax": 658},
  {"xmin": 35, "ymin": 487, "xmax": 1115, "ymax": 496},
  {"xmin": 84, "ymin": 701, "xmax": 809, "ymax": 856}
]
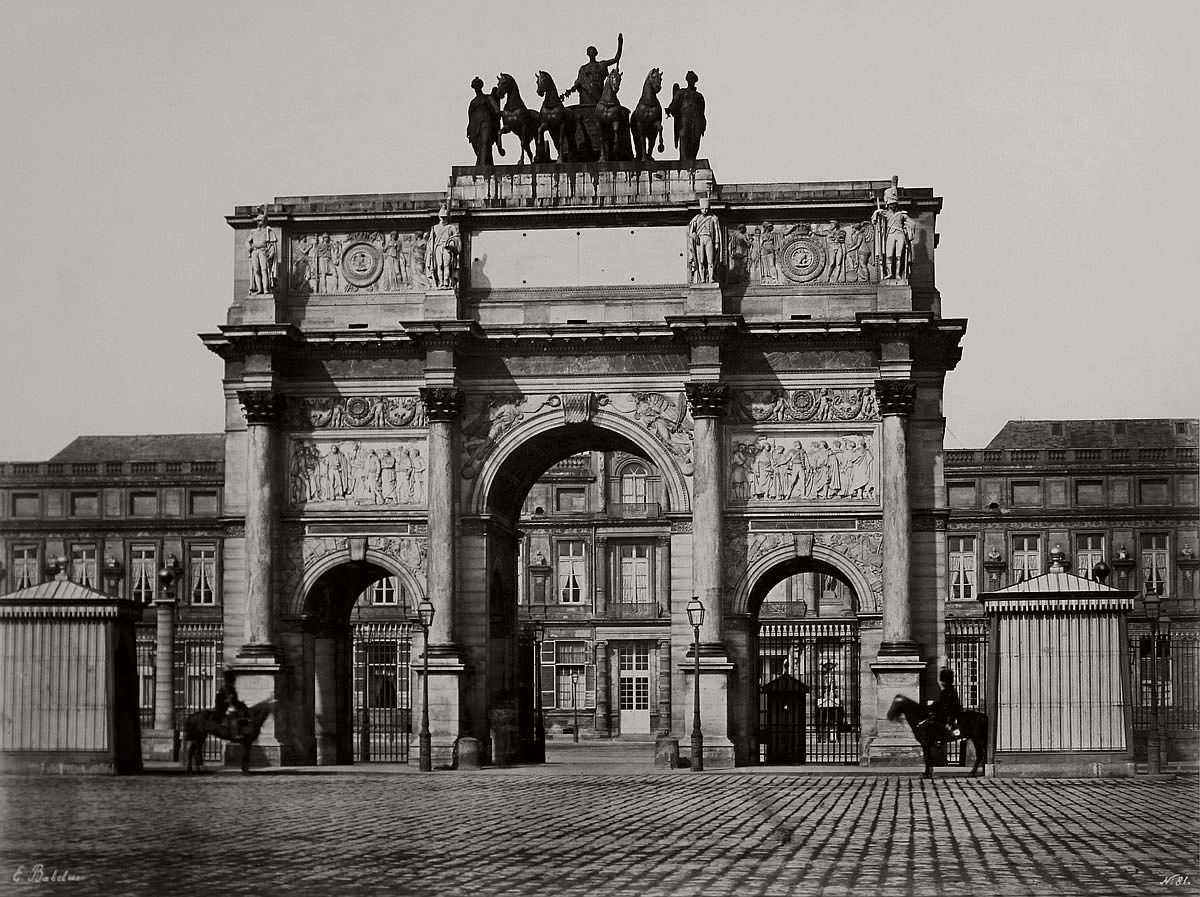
[
  {"xmin": 874, "ymin": 378, "xmax": 917, "ymax": 656},
  {"xmin": 685, "ymin": 382, "xmax": 727, "ymax": 646},
  {"xmin": 420, "ymin": 387, "xmax": 462, "ymax": 650},
  {"xmin": 237, "ymin": 389, "xmax": 283, "ymax": 654}
]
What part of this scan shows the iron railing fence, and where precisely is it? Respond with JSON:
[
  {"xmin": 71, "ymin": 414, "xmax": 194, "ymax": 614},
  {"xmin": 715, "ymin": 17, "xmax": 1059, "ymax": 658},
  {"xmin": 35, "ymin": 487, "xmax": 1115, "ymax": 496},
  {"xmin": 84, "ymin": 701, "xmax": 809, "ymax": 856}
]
[{"xmin": 352, "ymin": 621, "xmax": 414, "ymax": 763}]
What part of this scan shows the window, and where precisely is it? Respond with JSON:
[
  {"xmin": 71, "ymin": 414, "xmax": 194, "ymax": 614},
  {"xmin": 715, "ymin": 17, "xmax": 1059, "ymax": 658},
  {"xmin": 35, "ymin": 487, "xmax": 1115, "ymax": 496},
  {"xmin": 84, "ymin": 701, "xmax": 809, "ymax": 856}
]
[
  {"xmin": 555, "ymin": 488, "xmax": 587, "ymax": 512},
  {"xmin": 1176, "ymin": 422, "xmax": 1190, "ymax": 436},
  {"xmin": 557, "ymin": 540, "xmax": 586, "ymax": 603},
  {"xmin": 618, "ymin": 544, "xmax": 652, "ymax": 603},
  {"xmin": 1112, "ymin": 480, "xmax": 1130, "ymax": 505},
  {"xmin": 189, "ymin": 544, "xmax": 217, "ymax": 605},
  {"xmin": 1113, "ymin": 422, "xmax": 1126, "ymax": 436},
  {"xmin": 130, "ymin": 492, "xmax": 159, "ymax": 516},
  {"xmin": 542, "ymin": 640, "xmax": 595, "ymax": 711},
  {"xmin": 130, "ymin": 545, "xmax": 157, "ymax": 603},
  {"xmin": 1141, "ymin": 534, "xmax": 1169, "ymax": 596},
  {"xmin": 71, "ymin": 544, "xmax": 97, "ymax": 588},
  {"xmin": 70, "ymin": 492, "xmax": 99, "ymax": 517},
  {"xmin": 948, "ymin": 537, "xmax": 976, "ymax": 601},
  {"xmin": 1075, "ymin": 480, "xmax": 1105, "ymax": 506},
  {"xmin": 11, "ymin": 493, "xmax": 39, "ymax": 517},
  {"xmin": 1076, "ymin": 534, "xmax": 1106, "ymax": 580},
  {"xmin": 12, "ymin": 545, "xmax": 39, "ymax": 589},
  {"xmin": 190, "ymin": 491, "xmax": 219, "ymax": 516},
  {"xmin": 947, "ymin": 482, "xmax": 977, "ymax": 509},
  {"xmin": 370, "ymin": 577, "xmax": 398, "ymax": 605},
  {"xmin": 1138, "ymin": 479, "xmax": 1170, "ymax": 505},
  {"xmin": 1138, "ymin": 637, "xmax": 1172, "ymax": 707},
  {"xmin": 1011, "ymin": 481, "xmax": 1042, "ymax": 507},
  {"xmin": 1011, "ymin": 535, "xmax": 1041, "ymax": 582},
  {"xmin": 620, "ymin": 463, "xmax": 648, "ymax": 504},
  {"xmin": 1050, "ymin": 423, "xmax": 1064, "ymax": 437}
]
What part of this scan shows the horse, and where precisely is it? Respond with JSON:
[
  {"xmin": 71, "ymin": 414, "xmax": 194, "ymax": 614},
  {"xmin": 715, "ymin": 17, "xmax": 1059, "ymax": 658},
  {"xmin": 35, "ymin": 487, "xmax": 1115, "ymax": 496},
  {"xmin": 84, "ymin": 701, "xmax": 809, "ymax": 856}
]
[
  {"xmin": 593, "ymin": 70, "xmax": 632, "ymax": 162},
  {"xmin": 495, "ymin": 73, "xmax": 543, "ymax": 165},
  {"xmin": 535, "ymin": 70, "xmax": 578, "ymax": 162},
  {"xmin": 630, "ymin": 67, "xmax": 665, "ymax": 161},
  {"xmin": 182, "ymin": 699, "xmax": 275, "ymax": 775},
  {"xmin": 886, "ymin": 695, "xmax": 988, "ymax": 779}
]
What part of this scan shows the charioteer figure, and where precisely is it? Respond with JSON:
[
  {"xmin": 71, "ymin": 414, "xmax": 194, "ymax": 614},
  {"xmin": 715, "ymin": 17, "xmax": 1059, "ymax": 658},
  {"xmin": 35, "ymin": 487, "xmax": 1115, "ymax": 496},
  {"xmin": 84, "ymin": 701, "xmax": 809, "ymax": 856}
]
[{"xmin": 561, "ymin": 33, "xmax": 623, "ymax": 105}]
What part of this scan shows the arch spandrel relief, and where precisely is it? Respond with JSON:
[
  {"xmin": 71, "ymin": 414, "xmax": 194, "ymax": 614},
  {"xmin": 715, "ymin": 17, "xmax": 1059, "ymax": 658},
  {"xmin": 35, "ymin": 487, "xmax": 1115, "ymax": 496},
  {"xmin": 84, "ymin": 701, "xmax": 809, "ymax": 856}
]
[
  {"xmin": 278, "ymin": 535, "xmax": 430, "ymax": 617},
  {"xmin": 603, "ymin": 391, "xmax": 694, "ymax": 475}
]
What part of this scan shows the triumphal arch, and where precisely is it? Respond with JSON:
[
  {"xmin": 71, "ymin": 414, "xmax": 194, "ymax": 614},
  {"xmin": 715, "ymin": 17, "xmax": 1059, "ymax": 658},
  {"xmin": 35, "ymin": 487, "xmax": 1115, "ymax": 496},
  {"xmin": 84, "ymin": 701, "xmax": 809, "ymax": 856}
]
[{"xmin": 204, "ymin": 142, "xmax": 965, "ymax": 766}]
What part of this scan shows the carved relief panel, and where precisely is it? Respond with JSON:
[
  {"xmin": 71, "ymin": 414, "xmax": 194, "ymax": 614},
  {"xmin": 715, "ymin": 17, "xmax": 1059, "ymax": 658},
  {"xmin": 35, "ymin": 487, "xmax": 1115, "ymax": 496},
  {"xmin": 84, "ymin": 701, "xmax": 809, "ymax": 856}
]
[
  {"xmin": 289, "ymin": 230, "xmax": 434, "ymax": 295},
  {"xmin": 727, "ymin": 430, "xmax": 879, "ymax": 507},
  {"xmin": 288, "ymin": 437, "xmax": 428, "ymax": 508},
  {"xmin": 725, "ymin": 221, "xmax": 879, "ymax": 286}
]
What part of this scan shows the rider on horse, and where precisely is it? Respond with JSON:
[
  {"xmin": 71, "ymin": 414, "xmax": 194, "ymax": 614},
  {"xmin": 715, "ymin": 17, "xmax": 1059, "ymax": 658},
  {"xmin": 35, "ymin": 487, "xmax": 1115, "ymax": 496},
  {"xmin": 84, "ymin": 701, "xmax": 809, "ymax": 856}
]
[
  {"xmin": 930, "ymin": 668, "xmax": 963, "ymax": 740},
  {"xmin": 214, "ymin": 669, "xmax": 249, "ymax": 736}
]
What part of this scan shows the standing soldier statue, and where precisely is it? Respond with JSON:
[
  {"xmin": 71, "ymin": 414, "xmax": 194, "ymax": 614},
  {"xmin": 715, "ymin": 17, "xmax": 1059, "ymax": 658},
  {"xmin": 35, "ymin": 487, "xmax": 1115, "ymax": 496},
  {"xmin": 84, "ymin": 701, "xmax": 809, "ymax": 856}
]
[
  {"xmin": 688, "ymin": 197, "xmax": 722, "ymax": 283},
  {"xmin": 873, "ymin": 175, "xmax": 915, "ymax": 281},
  {"xmin": 426, "ymin": 205, "xmax": 461, "ymax": 291},
  {"xmin": 246, "ymin": 209, "xmax": 277, "ymax": 295}
]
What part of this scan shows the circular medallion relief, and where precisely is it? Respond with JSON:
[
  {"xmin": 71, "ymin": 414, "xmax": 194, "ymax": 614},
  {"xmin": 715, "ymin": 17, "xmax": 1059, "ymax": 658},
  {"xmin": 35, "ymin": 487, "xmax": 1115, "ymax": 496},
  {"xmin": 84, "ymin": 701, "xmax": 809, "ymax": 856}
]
[
  {"xmin": 339, "ymin": 241, "xmax": 383, "ymax": 288},
  {"xmin": 779, "ymin": 234, "xmax": 826, "ymax": 284}
]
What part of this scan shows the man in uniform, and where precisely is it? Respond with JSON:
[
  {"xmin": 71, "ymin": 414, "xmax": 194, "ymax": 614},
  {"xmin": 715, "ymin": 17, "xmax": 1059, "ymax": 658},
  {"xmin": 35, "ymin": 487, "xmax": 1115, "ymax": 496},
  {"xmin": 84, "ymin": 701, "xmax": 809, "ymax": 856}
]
[
  {"xmin": 246, "ymin": 211, "xmax": 276, "ymax": 294},
  {"xmin": 426, "ymin": 205, "xmax": 461, "ymax": 291},
  {"xmin": 688, "ymin": 197, "xmax": 722, "ymax": 283}
]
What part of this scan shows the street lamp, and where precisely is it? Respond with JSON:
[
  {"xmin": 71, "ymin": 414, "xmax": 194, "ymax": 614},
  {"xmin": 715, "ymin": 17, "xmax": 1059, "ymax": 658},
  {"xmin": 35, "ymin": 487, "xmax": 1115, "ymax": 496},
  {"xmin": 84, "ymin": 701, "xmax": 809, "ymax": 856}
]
[
  {"xmin": 1143, "ymin": 593, "xmax": 1166, "ymax": 775},
  {"xmin": 417, "ymin": 598, "xmax": 435, "ymax": 772},
  {"xmin": 571, "ymin": 671, "xmax": 580, "ymax": 743},
  {"xmin": 157, "ymin": 555, "xmax": 182, "ymax": 603},
  {"xmin": 531, "ymin": 620, "xmax": 546, "ymax": 763},
  {"xmin": 686, "ymin": 596, "xmax": 705, "ymax": 772}
]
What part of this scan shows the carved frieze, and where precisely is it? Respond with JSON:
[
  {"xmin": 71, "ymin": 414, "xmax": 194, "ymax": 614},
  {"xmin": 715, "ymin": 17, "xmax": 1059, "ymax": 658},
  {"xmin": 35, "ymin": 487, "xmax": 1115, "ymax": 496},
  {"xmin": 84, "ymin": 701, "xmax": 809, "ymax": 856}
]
[
  {"xmin": 729, "ymin": 387, "xmax": 879, "ymax": 424},
  {"xmin": 728, "ymin": 430, "xmax": 878, "ymax": 506},
  {"xmin": 285, "ymin": 395, "xmax": 427, "ymax": 430},
  {"xmin": 288, "ymin": 437, "xmax": 427, "ymax": 508},
  {"xmin": 815, "ymin": 532, "xmax": 883, "ymax": 613},
  {"xmin": 290, "ymin": 231, "xmax": 432, "ymax": 295},
  {"xmin": 725, "ymin": 221, "xmax": 878, "ymax": 286},
  {"xmin": 278, "ymin": 534, "xmax": 428, "ymax": 612},
  {"xmin": 605, "ymin": 392, "xmax": 695, "ymax": 475}
]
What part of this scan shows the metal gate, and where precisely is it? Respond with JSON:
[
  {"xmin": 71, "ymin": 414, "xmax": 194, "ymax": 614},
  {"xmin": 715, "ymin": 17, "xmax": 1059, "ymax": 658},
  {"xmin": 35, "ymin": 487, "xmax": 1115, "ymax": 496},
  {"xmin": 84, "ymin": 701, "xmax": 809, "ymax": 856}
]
[
  {"xmin": 945, "ymin": 617, "xmax": 988, "ymax": 765},
  {"xmin": 352, "ymin": 622, "xmax": 413, "ymax": 763},
  {"xmin": 136, "ymin": 626, "xmax": 156, "ymax": 729},
  {"xmin": 174, "ymin": 624, "xmax": 224, "ymax": 763},
  {"xmin": 757, "ymin": 620, "xmax": 860, "ymax": 764}
]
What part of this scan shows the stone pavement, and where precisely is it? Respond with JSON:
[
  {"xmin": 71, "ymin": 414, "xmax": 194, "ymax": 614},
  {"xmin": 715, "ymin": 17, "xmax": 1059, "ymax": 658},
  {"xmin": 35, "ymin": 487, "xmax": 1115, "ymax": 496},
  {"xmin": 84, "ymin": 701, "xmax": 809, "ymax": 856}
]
[{"xmin": 0, "ymin": 746, "xmax": 1197, "ymax": 897}]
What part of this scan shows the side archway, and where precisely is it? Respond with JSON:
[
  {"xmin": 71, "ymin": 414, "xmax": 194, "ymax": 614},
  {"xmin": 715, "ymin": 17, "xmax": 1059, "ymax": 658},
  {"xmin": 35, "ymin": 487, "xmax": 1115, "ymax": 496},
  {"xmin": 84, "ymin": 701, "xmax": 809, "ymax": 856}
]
[
  {"xmin": 731, "ymin": 539, "xmax": 876, "ymax": 618},
  {"xmin": 290, "ymin": 547, "xmax": 425, "ymax": 619}
]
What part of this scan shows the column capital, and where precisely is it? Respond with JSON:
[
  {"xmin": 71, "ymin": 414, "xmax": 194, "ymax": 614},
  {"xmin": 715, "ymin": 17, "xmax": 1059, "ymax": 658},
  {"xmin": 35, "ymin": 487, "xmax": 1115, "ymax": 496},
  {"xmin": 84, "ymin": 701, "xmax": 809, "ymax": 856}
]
[
  {"xmin": 419, "ymin": 387, "xmax": 463, "ymax": 423},
  {"xmin": 873, "ymin": 379, "xmax": 915, "ymax": 416},
  {"xmin": 238, "ymin": 389, "xmax": 285, "ymax": 426},
  {"xmin": 685, "ymin": 382, "xmax": 728, "ymax": 419}
]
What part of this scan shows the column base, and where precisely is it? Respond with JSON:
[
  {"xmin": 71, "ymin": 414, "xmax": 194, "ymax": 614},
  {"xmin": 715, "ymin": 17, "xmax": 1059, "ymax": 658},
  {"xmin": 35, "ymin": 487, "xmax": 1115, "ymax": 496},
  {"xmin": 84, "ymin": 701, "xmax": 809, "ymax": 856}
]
[
  {"xmin": 227, "ymin": 657, "xmax": 286, "ymax": 767},
  {"xmin": 877, "ymin": 640, "xmax": 921, "ymax": 657},
  {"xmin": 867, "ymin": 655, "xmax": 927, "ymax": 766},
  {"xmin": 418, "ymin": 653, "xmax": 467, "ymax": 767},
  {"xmin": 141, "ymin": 729, "xmax": 179, "ymax": 763}
]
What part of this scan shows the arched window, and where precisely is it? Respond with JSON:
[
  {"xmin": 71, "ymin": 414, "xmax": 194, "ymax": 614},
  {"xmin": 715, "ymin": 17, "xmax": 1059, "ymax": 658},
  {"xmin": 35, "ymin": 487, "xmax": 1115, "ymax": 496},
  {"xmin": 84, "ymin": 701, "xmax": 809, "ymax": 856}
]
[{"xmin": 620, "ymin": 462, "xmax": 648, "ymax": 504}]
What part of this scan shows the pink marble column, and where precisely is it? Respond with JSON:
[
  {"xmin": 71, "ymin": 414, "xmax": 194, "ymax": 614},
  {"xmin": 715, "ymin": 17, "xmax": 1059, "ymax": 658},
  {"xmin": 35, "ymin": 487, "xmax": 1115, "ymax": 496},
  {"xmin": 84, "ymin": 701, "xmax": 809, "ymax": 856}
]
[
  {"xmin": 237, "ymin": 390, "xmax": 282, "ymax": 654},
  {"xmin": 685, "ymin": 382, "xmax": 727, "ymax": 646},
  {"xmin": 419, "ymin": 387, "xmax": 462, "ymax": 650},
  {"xmin": 874, "ymin": 379, "xmax": 918, "ymax": 656}
]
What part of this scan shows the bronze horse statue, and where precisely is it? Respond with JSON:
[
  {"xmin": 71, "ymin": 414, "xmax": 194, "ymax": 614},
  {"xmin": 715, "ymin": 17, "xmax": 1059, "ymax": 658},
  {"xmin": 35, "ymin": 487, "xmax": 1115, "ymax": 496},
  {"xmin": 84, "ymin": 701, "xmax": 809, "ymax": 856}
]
[
  {"xmin": 593, "ymin": 70, "xmax": 632, "ymax": 162},
  {"xmin": 630, "ymin": 67, "xmax": 665, "ymax": 161},
  {"xmin": 496, "ymin": 73, "xmax": 544, "ymax": 164},
  {"xmin": 535, "ymin": 70, "xmax": 579, "ymax": 162},
  {"xmin": 182, "ymin": 699, "xmax": 274, "ymax": 774},
  {"xmin": 887, "ymin": 695, "xmax": 988, "ymax": 779}
]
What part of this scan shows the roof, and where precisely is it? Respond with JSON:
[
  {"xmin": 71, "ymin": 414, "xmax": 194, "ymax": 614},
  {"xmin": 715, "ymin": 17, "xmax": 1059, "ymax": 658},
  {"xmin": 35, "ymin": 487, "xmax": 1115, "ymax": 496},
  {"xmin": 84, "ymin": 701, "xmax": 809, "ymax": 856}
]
[
  {"xmin": 0, "ymin": 579, "xmax": 112, "ymax": 601},
  {"xmin": 50, "ymin": 434, "xmax": 224, "ymax": 463},
  {"xmin": 990, "ymin": 572, "xmax": 1120, "ymax": 594},
  {"xmin": 984, "ymin": 419, "xmax": 1196, "ymax": 450}
]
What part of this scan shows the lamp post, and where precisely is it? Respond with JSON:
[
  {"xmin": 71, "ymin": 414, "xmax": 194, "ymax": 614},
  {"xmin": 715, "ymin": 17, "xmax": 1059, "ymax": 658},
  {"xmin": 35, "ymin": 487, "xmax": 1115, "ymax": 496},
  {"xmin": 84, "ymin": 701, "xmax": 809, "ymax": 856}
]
[
  {"xmin": 1143, "ymin": 593, "xmax": 1164, "ymax": 774},
  {"xmin": 531, "ymin": 620, "xmax": 546, "ymax": 763},
  {"xmin": 686, "ymin": 596, "xmax": 705, "ymax": 772},
  {"xmin": 417, "ymin": 598, "xmax": 435, "ymax": 772},
  {"xmin": 571, "ymin": 671, "xmax": 580, "ymax": 743},
  {"xmin": 101, "ymin": 556, "xmax": 124, "ymax": 597}
]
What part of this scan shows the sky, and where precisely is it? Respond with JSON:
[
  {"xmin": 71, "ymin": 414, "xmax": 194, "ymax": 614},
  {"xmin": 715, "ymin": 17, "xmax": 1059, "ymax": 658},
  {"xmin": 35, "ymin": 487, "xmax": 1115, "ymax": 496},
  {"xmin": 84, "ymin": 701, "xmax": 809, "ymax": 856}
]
[{"xmin": 1, "ymin": 0, "xmax": 1197, "ymax": 459}]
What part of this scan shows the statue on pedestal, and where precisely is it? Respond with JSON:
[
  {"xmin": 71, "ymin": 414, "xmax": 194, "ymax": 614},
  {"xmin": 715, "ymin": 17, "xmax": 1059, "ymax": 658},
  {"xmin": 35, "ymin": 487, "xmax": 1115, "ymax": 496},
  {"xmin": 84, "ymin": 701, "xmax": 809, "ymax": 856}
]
[
  {"xmin": 872, "ymin": 175, "xmax": 915, "ymax": 282},
  {"xmin": 467, "ymin": 76, "xmax": 504, "ymax": 167},
  {"xmin": 246, "ymin": 210, "xmax": 277, "ymax": 295},
  {"xmin": 666, "ymin": 71, "xmax": 706, "ymax": 166},
  {"xmin": 688, "ymin": 197, "xmax": 722, "ymax": 283},
  {"xmin": 426, "ymin": 206, "xmax": 461, "ymax": 291}
]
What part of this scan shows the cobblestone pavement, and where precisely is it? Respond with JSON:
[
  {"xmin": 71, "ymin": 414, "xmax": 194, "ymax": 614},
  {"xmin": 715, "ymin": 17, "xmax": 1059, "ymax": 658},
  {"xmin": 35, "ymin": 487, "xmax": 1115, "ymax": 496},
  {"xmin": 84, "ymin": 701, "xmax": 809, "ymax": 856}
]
[{"xmin": 0, "ymin": 761, "xmax": 1196, "ymax": 897}]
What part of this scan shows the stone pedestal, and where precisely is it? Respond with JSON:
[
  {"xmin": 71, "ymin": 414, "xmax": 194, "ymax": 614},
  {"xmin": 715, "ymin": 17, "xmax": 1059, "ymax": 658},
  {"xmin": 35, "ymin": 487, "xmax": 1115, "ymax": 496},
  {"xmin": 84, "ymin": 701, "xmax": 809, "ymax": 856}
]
[
  {"xmin": 685, "ymin": 282, "xmax": 723, "ymax": 315},
  {"xmin": 141, "ymin": 729, "xmax": 179, "ymax": 763},
  {"xmin": 227, "ymin": 657, "xmax": 284, "ymax": 767},
  {"xmin": 865, "ymin": 657, "xmax": 926, "ymax": 766},
  {"xmin": 419, "ymin": 655, "xmax": 467, "ymax": 769},
  {"xmin": 424, "ymin": 289, "xmax": 459, "ymax": 320}
]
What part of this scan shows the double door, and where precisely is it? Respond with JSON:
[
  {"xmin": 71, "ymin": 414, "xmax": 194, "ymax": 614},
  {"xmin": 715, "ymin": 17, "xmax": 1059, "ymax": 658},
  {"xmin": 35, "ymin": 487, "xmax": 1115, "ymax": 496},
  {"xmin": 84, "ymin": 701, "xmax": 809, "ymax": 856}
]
[{"xmin": 618, "ymin": 644, "xmax": 651, "ymax": 733}]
